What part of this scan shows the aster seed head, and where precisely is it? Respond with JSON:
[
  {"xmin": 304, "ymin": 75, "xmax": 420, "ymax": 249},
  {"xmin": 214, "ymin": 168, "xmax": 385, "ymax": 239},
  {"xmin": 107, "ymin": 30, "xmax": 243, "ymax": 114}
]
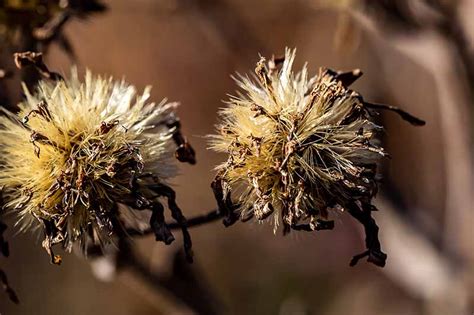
[
  {"xmin": 209, "ymin": 49, "xmax": 424, "ymax": 266},
  {"xmin": 0, "ymin": 68, "xmax": 194, "ymax": 263}
]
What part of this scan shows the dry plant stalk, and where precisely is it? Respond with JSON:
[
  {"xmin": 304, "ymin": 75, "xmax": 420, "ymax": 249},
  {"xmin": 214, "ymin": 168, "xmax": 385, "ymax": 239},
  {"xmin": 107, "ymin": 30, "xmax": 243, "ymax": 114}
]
[
  {"xmin": 209, "ymin": 49, "xmax": 424, "ymax": 267},
  {"xmin": 0, "ymin": 61, "xmax": 195, "ymax": 265}
]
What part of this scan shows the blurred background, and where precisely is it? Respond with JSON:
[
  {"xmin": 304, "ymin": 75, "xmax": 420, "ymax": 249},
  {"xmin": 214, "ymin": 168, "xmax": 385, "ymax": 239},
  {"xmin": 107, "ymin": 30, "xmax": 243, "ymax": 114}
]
[{"xmin": 0, "ymin": 0, "xmax": 472, "ymax": 314}]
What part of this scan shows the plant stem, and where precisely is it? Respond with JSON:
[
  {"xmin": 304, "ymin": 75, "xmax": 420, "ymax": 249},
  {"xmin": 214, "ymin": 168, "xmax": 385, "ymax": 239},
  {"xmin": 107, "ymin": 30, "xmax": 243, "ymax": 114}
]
[{"xmin": 127, "ymin": 209, "xmax": 223, "ymax": 237}]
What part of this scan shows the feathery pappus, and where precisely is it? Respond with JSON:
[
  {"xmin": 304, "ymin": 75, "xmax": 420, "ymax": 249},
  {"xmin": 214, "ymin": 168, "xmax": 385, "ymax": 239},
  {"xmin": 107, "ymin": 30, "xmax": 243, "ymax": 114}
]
[
  {"xmin": 209, "ymin": 48, "xmax": 424, "ymax": 267},
  {"xmin": 0, "ymin": 68, "xmax": 196, "ymax": 264}
]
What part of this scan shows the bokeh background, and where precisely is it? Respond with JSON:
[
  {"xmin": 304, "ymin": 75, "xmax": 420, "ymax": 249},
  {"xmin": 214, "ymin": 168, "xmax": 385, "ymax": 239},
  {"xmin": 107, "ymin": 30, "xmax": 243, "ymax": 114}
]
[{"xmin": 0, "ymin": 0, "xmax": 473, "ymax": 314}]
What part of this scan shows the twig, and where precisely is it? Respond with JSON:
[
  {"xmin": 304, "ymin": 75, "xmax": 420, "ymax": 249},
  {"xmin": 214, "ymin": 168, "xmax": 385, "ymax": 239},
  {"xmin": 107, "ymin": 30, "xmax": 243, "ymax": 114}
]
[
  {"xmin": 364, "ymin": 101, "xmax": 426, "ymax": 126},
  {"xmin": 291, "ymin": 220, "xmax": 335, "ymax": 231},
  {"xmin": 127, "ymin": 208, "xmax": 223, "ymax": 237},
  {"xmin": 129, "ymin": 208, "xmax": 336, "ymax": 237}
]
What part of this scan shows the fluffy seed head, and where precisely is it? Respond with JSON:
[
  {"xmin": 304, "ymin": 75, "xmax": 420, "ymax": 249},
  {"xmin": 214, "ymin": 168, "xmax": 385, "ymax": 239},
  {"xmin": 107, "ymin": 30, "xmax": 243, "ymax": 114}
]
[
  {"xmin": 0, "ymin": 69, "xmax": 181, "ymax": 261},
  {"xmin": 210, "ymin": 49, "xmax": 388, "ymax": 231}
]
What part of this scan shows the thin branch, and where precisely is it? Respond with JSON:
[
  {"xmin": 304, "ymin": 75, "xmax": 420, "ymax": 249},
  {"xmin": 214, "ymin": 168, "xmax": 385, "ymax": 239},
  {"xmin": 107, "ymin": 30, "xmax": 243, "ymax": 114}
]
[
  {"xmin": 129, "ymin": 208, "xmax": 337, "ymax": 237},
  {"xmin": 127, "ymin": 208, "xmax": 223, "ymax": 237},
  {"xmin": 364, "ymin": 101, "xmax": 426, "ymax": 126},
  {"xmin": 291, "ymin": 220, "xmax": 335, "ymax": 231}
]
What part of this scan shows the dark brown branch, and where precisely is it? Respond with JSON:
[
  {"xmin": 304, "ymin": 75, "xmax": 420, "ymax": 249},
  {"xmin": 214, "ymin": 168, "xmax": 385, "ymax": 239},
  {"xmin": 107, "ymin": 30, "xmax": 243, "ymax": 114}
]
[
  {"xmin": 364, "ymin": 101, "xmax": 426, "ymax": 126},
  {"xmin": 291, "ymin": 220, "xmax": 335, "ymax": 231},
  {"xmin": 127, "ymin": 209, "xmax": 223, "ymax": 237},
  {"xmin": 129, "ymin": 207, "xmax": 337, "ymax": 237},
  {"xmin": 168, "ymin": 209, "xmax": 223, "ymax": 228}
]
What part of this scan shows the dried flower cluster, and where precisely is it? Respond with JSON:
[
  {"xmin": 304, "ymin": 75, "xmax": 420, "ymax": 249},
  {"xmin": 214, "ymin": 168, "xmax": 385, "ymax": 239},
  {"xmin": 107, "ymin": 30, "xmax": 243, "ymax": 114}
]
[
  {"xmin": 0, "ymin": 46, "xmax": 425, "ymax": 308},
  {"xmin": 210, "ymin": 49, "xmax": 424, "ymax": 266},
  {"xmin": 0, "ymin": 67, "xmax": 195, "ymax": 264}
]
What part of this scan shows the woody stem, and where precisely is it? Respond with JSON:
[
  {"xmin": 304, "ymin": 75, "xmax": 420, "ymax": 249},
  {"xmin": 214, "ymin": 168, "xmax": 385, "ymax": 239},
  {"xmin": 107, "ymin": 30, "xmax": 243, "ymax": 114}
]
[{"xmin": 126, "ymin": 209, "xmax": 223, "ymax": 237}]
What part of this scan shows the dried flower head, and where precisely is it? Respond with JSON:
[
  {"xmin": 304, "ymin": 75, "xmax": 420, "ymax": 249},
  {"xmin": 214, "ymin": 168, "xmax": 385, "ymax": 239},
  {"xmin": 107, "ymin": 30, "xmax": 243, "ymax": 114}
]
[
  {"xmin": 0, "ymin": 68, "xmax": 195, "ymax": 263},
  {"xmin": 209, "ymin": 49, "xmax": 424, "ymax": 267}
]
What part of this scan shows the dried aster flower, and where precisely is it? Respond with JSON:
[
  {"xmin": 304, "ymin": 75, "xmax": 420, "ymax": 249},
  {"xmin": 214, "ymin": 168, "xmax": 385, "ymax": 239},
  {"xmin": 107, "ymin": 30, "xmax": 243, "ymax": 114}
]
[
  {"xmin": 209, "ymin": 49, "xmax": 424, "ymax": 267},
  {"xmin": 0, "ymin": 68, "xmax": 195, "ymax": 264}
]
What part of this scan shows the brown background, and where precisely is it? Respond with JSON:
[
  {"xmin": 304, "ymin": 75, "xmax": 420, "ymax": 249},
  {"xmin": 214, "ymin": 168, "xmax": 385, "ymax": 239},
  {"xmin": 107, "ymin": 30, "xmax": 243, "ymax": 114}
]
[{"xmin": 1, "ymin": 0, "xmax": 472, "ymax": 314}]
